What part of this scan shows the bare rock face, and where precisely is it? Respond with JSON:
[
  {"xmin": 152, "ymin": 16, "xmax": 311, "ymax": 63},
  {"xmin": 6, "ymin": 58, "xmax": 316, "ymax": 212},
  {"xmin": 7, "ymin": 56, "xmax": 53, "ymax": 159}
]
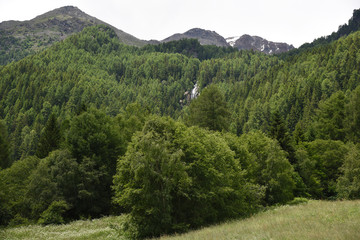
[
  {"xmin": 227, "ymin": 34, "xmax": 294, "ymax": 54},
  {"xmin": 162, "ymin": 28, "xmax": 230, "ymax": 47}
]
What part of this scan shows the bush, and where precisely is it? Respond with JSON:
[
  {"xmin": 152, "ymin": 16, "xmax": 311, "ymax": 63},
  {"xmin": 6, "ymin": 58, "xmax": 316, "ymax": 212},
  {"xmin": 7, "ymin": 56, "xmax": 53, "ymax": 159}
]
[
  {"xmin": 8, "ymin": 214, "xmax": 29, "ymax": 227},
  {"xmin": 239, "ymin": 131, "xmax": 296, "ymax": 204},
  {"xmin": 113, "ymin": 116, "xmax": 263, "ymax": 239},
  {"xmin": 337, "ymin": 143, "xmax": 360, "ymax": 199},
  {"xmin": 38, "ymin": 200, "xmax": 69, "ymax": 225}
]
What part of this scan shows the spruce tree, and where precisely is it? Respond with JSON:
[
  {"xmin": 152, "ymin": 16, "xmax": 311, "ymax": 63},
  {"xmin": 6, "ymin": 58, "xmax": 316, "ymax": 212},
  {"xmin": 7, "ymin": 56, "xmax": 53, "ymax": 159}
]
[
  {"xmin": 36, "ymin": 114, "xmax": 61, "ymax": 159},
  {"xmin": 269, "ymin": 110, "xmax": 296, "ymax": 164},
  {"xmin": 186, "ymin": 84, "xmax": 230, "ymax": 131},
  {"xmin": 0, "ymin": 120, "xmax": 11, "ymax": 169}
]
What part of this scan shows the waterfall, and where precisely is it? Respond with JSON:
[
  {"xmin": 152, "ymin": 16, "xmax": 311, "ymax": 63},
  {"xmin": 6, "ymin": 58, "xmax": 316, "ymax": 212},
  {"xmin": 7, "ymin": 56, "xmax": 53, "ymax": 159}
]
[{"xmin": 191, "ymin": 82, "xmax": 199, "ymax": 99}]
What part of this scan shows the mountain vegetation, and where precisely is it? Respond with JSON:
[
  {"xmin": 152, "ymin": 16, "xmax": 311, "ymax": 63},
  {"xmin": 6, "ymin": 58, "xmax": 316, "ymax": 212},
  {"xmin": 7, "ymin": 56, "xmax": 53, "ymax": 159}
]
[
  {"xmin": 1, "ymin": 7, "xmax": 360, "ymax": 240},
  {"xmin": 0, "ymin": 6, "xmax": 296, "ymax": 66},
  {"xmin": 0, "ymin": 6, "xmax": 146, "ymax": 65}
]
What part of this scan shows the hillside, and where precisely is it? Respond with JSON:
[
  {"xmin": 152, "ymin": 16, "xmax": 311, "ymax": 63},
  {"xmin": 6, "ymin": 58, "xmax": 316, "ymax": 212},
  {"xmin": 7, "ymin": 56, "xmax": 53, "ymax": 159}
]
[
  {"xmin": 1, "ymin": 9, "xmax": 360, "ymax": 239},
  {"xmin": 283, "ymin": 8, "xmax": 360, "ymax": 56},
  {"xmin": 0, "ymin": 6, "xmax": 146, "ymax": 65},
  {"xmin": 1, "ymin": 200, "xmax": 359, "ymax": 240}
]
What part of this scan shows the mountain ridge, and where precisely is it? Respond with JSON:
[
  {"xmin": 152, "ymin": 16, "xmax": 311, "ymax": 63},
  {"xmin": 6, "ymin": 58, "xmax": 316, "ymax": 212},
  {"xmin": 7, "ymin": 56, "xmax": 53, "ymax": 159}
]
[
  {"xmin": 228, "ymin": 34, "xmax": 294, "ymax": 54},
  {"xmin": 2, "ymin": 6, "xmax": 359, "ymax": 65},
  {"xmin": 0, "ymin": 6, "xmax": 147, "ymax": 65},
  {"xmin": 162, "ymin": 28, "xmax": 230, "ymax": 47}
]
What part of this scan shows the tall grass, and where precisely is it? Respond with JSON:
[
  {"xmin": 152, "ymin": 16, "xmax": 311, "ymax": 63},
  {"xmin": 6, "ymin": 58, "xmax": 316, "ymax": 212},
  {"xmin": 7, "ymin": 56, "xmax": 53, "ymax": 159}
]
[
  {"xmin": 158, "ymin": 200, "xmax": 360, "ymax": 240},
  {"xmin": 0, "ymin": 215, "xmax": 125, "ymax": 240},
  {"xmin": 1, "ymin": 200, "xmax": 359, "ymax": 240}
]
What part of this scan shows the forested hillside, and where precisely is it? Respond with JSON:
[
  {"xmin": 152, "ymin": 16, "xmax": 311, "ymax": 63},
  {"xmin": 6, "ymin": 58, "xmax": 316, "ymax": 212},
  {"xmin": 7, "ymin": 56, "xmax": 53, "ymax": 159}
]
[
  {"xmin": 0, "ymin": 6, "xmax": 146, "ymax": 65},
  {"xmin": 1, "ymin": 16, "xmax": 360, "ymax": 239}
]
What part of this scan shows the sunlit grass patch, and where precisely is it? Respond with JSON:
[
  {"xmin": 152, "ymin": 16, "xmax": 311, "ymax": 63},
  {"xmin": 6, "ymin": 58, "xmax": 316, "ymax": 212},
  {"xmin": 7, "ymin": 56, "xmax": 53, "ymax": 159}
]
[{"xmin": 157, "ymin": 200, "xmax": 360, "ymax": 240}]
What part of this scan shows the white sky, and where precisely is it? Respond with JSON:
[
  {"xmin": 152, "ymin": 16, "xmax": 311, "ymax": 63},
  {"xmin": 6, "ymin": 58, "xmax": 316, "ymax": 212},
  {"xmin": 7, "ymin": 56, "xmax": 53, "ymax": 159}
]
[{"xmin": 0, "ymin": 0, "xmax": 359, "ymax": 47}]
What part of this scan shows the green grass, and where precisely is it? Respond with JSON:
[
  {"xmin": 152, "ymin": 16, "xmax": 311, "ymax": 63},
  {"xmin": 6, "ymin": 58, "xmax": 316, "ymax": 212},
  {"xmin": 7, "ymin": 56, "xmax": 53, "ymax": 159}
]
[
  {"xmin": 158, "ymin": 200, "xmax": 360, "ymax": 240},
  {"xmin": 0, "ymin": 215, "xmax": 126, "ymax": 240},
  {"xmin": 1, "ymin": 200, "xmax": 360, "ymax": 240}
]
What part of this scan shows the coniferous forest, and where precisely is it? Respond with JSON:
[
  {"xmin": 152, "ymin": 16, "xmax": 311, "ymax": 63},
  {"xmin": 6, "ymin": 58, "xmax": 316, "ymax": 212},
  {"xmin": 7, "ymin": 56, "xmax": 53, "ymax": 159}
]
[{"xmin": 1, "ymin": 9, "xmax": 360, "ymax": 239}]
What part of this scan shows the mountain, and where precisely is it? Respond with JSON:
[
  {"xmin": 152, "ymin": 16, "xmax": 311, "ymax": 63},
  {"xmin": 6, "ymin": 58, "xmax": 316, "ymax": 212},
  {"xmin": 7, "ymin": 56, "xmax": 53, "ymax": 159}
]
[
  {"xmin": 161, "ymin": 28, "xmax": 294, "ymax": 54},
  {"xmin": 162, "ymin": 28, "xmax": 230, "ymax": 47},
  {"xmin": 226, "ymin": 34, "xmax": 294, "ymax": 54},
  {"xmin": 295, "ymin": 8, "xmax": 360, "ymax": 52},
  {"xmin": 0, "ymin": 6, "xmax": 146, "ymax": 65}
]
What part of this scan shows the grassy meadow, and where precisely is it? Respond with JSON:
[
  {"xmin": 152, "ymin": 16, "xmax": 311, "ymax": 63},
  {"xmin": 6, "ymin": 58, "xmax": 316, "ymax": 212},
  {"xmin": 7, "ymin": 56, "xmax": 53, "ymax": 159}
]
[{"xmin": 1, "ymin": 200, "xmax": 359, "ymax": 240}]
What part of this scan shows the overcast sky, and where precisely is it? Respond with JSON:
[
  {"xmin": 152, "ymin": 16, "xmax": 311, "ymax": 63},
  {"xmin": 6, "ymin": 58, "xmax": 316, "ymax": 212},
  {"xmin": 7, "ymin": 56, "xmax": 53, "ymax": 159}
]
[{"xmin": 0, "ymin": 0, "xmax": 359, "ymax": 47}]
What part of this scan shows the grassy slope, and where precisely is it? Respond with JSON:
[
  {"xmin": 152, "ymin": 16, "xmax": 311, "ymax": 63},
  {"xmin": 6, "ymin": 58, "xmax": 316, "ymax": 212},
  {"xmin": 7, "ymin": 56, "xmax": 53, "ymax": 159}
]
[{"xmin": 1, "ymin": 200, "xmax": 360, "ymax": 240}]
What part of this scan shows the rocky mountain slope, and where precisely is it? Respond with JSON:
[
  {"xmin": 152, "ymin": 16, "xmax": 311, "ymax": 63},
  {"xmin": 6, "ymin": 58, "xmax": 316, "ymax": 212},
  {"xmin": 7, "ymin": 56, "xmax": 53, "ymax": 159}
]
[
  {"xmin": 0, "ymin": 6, "xmax": 298, "ymax": 65},
  {"xmin": 226, "ymin": 35, "xmax": 294, "ymax": 54},
  {"xmin": 162, "ymin": 28, "xmax": 294, "ymax": 54},
  {"xmin": 0, "ymin": 6, "xmax": 146, "ymax": 65},
  {"xmin": 162, "ymin": 28, "xmax": 230, "ymax": 47}
]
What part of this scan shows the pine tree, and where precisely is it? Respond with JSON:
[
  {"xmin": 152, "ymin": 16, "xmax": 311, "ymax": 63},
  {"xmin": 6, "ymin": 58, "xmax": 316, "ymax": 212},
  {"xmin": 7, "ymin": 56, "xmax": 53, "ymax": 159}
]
[
  {"xmin": 269, "ymin": 110, "xmax": 296, "ymax": 164},
  {"xmin": 0, "ymin": 120, "xmax": 11, "ymax": 169},
  {"xmin": 36, "ymin": 114, "xmax": 61, "ymax": 159},
  {"xmin": 186, "ymin": 84, "xmax": 230, "ymax": 131}
]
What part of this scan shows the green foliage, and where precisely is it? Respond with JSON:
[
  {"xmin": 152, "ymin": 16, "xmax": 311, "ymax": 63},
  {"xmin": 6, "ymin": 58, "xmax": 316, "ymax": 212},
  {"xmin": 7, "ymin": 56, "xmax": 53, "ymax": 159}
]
[
  {"xmin": 67, "ymin": 108, "xmax": 123, "ymax": 172},
  {"xmin": 239, "ymin": 131, "xmax": 296, "ymax": 204},
  {"xmin": 297, "ymin": 140, "xmax": 348, "ymax": 198},
  {"xmin": 313, "ymin": 91, "xmax": 346, "ymax": 141},
  {"xmin": 269, "ymin": 110, "xmax": 296, "ymax": 163},
  {"xmin": 345, "ymin": 86, "xmax": 360, "ymax": 142},
  {"xmin": 38, "ymin": 200, "xmax": 69, "ymax": 225},
  {"xmin": 337, "ymin": 143, "xmax": 360, "ymax": 199},
  {"xmin": 0, "ymin": 119, "xmax": 11, "ymax": 169},
  {"xmin": 296, "ymin": 9, "xmax": 360, "ymax": 52},
  {"xmin": 113, "ymin": 117, "xmax": 188, "ymax": 238},
  {"xmin": 26, "ymin": 150, "xmax": 77, "ymax": 220},
  {"xmin": 0, "ymin": 156, "xmax": 39, "ymax": 225},
  {"xmin": 143, "ymin": 38, "xmax": 238, "ymax": 60},
  {"xmin": 113, "ymin": 116, "xmax": 263, "ymax": 239},
  {"xmin": 36, "ymin": 113, "xmax": 61, "ymax": 158},
  {"xmin": 186, "ymin": 84, "xmax": 230, "ymax": 131},
  {"xmin": 2, "ymin": 19, "xmax": 360, "ymax": 236},
  {"xmin": 66, "ymin": 108, "xmax": 124, "ymax": 216}
]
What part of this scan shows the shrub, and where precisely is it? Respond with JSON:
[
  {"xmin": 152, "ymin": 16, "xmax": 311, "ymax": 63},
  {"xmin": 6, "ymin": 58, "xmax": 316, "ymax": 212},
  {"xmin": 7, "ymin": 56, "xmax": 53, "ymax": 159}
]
[
  {"xmin": 337, "ymin": 143, "xmax": 360, "ymax": 199},
  {"xmin": 113, "ymin": 116, "xmax": 263, "ymax": 239},
  {"xmin": 38, "ymin": 200, "xmax": 69, "ymax": 225}
]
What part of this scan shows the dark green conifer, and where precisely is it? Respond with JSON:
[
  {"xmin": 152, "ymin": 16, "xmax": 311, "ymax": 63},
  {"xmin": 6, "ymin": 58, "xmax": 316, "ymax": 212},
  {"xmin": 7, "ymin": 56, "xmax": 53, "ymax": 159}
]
[
  {"xmin": 0, "ymin": 120, "xmax": 11, "ymax": 169},
  {"xmin": 269, "ymin": 110, "xmax": 296, "ymax": 164},
  {"xmin": 186, "ymin": 84, "xmax": 230, "ymax": 131},
  {"xmin": 36, "ymin": 114, "xmax": 61, "ymax": 159}
]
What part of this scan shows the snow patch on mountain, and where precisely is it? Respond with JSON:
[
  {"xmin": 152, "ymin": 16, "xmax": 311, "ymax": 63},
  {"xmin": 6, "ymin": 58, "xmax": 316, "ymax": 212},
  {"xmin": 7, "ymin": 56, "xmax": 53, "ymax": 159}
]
[{"xmin": 225, "ymin": 36, "xmax": 240, "ymax": 47}]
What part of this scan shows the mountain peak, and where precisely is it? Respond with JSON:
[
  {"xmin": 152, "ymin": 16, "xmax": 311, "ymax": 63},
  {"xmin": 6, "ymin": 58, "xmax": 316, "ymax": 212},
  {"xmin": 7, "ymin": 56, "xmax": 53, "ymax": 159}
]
[
  {"xmin": 0, "ymin": 6, "xmax": 146, "ymax": 64},
  {"xmin": 162, "ymin": 28, "xmax": 229, "ymax": 47},
  {"xmin": 228, "ymin": 34, "xmax": 294, "ymax": 54}
]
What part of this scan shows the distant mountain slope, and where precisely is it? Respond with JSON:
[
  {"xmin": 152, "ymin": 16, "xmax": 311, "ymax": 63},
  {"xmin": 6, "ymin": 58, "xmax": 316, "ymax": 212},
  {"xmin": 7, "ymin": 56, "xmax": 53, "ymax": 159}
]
[
  {"xmin": 161, "ymin": 28, "xmax": 294, "ymax": 54},
  {"xmin": 162, "ymin": 28, "xmax": 230, "ymax": 47},
  {"xmin": 298, "ymin": 8, "xmax": 360, "ymax": 50},
  {"xmin": 0, "ymin": 6, "xmax": 146, "ymax": 65},
  {"xmin": 226, "ymin": 34, "xmax": 294, "ymax": 54}
]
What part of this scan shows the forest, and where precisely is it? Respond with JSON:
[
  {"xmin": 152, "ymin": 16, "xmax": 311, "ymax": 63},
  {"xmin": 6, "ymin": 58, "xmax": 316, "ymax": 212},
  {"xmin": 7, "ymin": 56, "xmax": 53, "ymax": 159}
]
[{"xmin": 0, "ymin": 13, "xmax": 360, "ymax": 239}]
